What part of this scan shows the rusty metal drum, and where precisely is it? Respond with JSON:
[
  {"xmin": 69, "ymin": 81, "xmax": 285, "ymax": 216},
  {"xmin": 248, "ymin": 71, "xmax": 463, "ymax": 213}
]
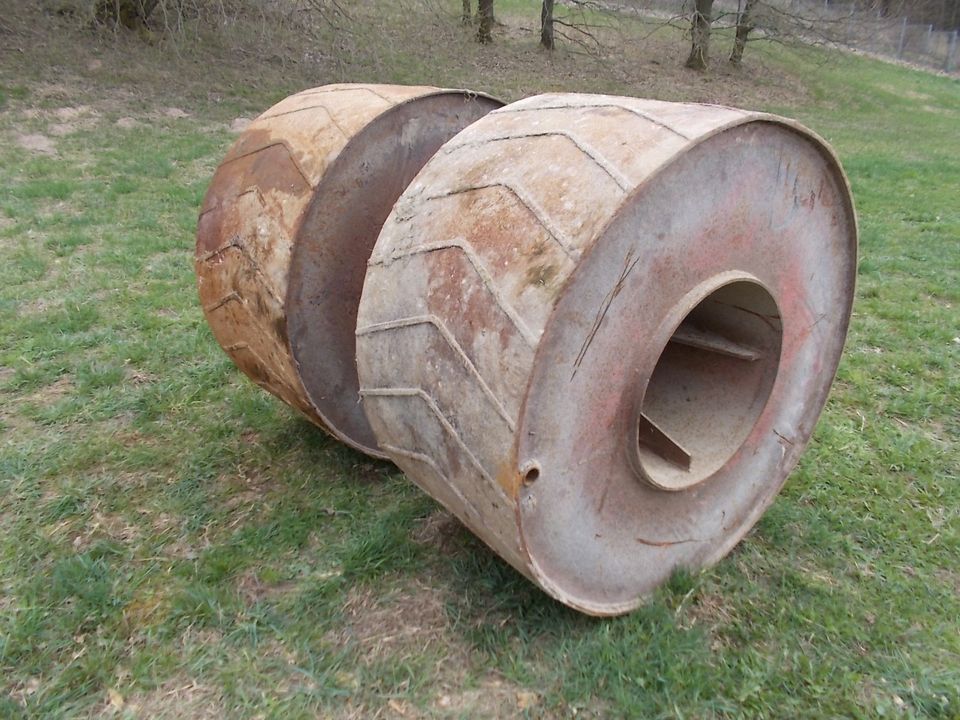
[
  {"xmin": 355, "ymin": 93, "xmax": 857, "ymax": 614},
  {"xmin": 196, "ymin": 84, "xmax": 502, "ymax": 457}
]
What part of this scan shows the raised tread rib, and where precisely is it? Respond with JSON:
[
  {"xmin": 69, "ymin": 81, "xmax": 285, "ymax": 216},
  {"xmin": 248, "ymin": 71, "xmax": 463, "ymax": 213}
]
[
  {"xmin": 361, "ymin": 98, "xmax": 695, "ymax": 499},
  {"xmin": 198, "ymin": 84, "xmax": 504, "ymax": 457},
  {"xmin": 376, "ymin": 97, "xmax": 753, "ymax": 348},
  {"xmin": 197, "ymin": 85, "xmax": 443, "ymax": 436},
  {"xmin": 356, "ymin": 314, "xmax": 517, "ymax": 430},
  {"xmin": 368, "ymin": 239, "xmax": 541, "ymax": 347},
  {"xmin": 356, "ymin": 318, "xmax": 518, "ymax": 474},
  {"xmin": 360, "ymin": 390, "xmax": 525, "ymax": 569},
  {"xmin": 441, "ymin": 131, "xmax": 634, "ymax": 191}
]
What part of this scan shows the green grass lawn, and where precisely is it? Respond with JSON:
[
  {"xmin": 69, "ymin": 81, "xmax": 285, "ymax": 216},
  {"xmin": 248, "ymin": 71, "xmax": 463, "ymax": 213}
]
[{"xmin": 1, "ymin": 2, "xmax": 958, "ymax": 717}]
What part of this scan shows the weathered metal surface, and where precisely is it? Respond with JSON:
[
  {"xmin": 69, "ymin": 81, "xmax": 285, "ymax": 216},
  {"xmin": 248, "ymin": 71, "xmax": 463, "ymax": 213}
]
[
  {"xmin": 356, "ymin": 93, "xmax": 858, "ymax": 615},
  {"xmin": 196, "ymin": 84, "xmax": 502, "ymax": 456}
]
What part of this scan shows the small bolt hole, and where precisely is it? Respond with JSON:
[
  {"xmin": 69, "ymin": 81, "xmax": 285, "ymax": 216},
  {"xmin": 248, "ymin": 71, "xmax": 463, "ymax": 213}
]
[{"xmin": 521, "ymin": 464, "xmax": 540, "ymax": 485}]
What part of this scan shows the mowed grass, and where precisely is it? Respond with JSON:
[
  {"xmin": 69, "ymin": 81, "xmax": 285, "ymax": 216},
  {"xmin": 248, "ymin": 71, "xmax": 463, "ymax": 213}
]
[{"xmin": 1, "ymin": 2, "xmax": 958, "ymax": 718}]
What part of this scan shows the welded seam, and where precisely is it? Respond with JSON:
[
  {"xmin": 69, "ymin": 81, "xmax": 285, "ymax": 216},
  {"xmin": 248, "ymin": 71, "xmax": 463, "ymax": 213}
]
[
  {"xmin": 198, "ymin": 239, "xmax": 242, "ymax": 264},
  {"xmin": 203, "ymin": 291, "xmax": 242, "ymax": 313},
  {"xmin": 499, "ymin": 103, "xmax": 693, "ymax": 141},
  {"xmin": 199, "ymin": 227, "xmax": 284, "ymax": 309},
  {"xmin": 420, "ymin": 182, "xmax": 581, "ymax": 260},
  {"xmin": 359, "ymin": 386, "xmax": 510, "ymax": 503},
  {"xmin": 378, "ymin": 443, "xmax": 485, "ymax": 523},
  {"xmin": 216, "ymin": 140, "xmax": 316, "ymax": 188},
  {"xmin": 356, "ymin": 315, "xmax": 516, "ymax": 431},
  {"xmin": 368, "ymin": 240, "xmax": 539, "ymax": 347},
  {"xmin": 442, "ymin": 132, "xmax": 632, "ymax": 191},
  {"xmin": 256, "ymin": 102, "xmax": 352, "ymax": 141},
  {"xmin": 286, "ymin": 86, "xmax": 396, "ymax": 105}
]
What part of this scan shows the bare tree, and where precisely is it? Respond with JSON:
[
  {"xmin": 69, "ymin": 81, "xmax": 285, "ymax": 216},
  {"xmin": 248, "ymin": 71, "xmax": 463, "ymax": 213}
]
[
  {"xmin": 541, "ymin": 0, "xmax": 555, "ymax": 49},
  {"xmin": 685, "ymin": 0, "xmax": 714, "ymax": 69},
  {"xmin": 477, "ymin": 0, "xmax": 494, "ymax": 42},
  {"xmin": 462, "ymin": 0, "xmax": 472, "ymax": 25},
  {"xmin": 537, "ymin": 0, "xmax": 610, "ymax": 54},
  {"xmin": 726, "ymin": 0, "xmax": 864, "ymax": 62},
  {"xmin": 730, "ymin": 0, "xmax": 758, "ymax": 65}
]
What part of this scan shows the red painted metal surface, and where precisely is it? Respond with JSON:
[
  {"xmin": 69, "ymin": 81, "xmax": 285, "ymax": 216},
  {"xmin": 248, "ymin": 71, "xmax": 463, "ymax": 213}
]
[
  {"xmin": 195, "ymin": 84, "xmax": 502, "ymax": 456},
  {"xmin": 356, "ymin": 93, "xmax": 858, "ymax": 614}
]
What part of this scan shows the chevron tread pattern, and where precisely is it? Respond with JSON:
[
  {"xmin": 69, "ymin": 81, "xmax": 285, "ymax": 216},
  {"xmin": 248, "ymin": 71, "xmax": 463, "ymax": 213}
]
[{"xmin": 357, "ymin": 96, "xmax": 748, "ymax": 561}]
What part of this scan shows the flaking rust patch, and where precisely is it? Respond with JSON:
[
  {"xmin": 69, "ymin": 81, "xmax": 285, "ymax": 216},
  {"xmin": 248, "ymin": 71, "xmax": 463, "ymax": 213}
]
[{"xmin": 495, "ymin": 456, "xmax": 523, "ymax": 498}]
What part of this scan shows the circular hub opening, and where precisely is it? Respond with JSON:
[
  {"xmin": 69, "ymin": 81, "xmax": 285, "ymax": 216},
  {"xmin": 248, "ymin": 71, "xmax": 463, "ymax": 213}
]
[{"xmin": 636, "ymin": 280, "xmax": 783, "ymax": 491}]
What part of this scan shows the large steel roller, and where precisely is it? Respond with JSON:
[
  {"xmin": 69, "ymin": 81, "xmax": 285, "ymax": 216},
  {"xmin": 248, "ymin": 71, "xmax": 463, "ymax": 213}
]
[
  {"xmin": 356, "ymin": 93, "xmax": 857, "ymax": 614},
  {"xmin": 195, "ymin": 84, "xmax": 502, "ymax": 456}
]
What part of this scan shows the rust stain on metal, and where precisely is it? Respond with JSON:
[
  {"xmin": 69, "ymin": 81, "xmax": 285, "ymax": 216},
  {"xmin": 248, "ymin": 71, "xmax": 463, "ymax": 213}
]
[
  {"xmin": 495, "ymin": 460, "xmax": 524, "ymax": 499},
  {"xmin": 196, "ymin": 84, "xmax": 502, "ymax": 457},
  {"xmin": 357, "ymin": 94, "xmax": 857, "ymax": 616}
]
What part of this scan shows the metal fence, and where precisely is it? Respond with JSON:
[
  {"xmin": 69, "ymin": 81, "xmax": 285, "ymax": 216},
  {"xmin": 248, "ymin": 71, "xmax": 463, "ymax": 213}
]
[
  {"xmin": 605, "ymin": 0, "xmax": 960, "ymax": 73},
  {"xmin": 800, "ymin": 0, "xmax": 959, "ymax": 72}
]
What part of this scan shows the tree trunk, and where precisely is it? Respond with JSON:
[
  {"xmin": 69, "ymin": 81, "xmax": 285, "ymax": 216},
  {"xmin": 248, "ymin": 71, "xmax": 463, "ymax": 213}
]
[
  {"xmin": 685, "ymin": 0, "xmax": 714, "ymax": 70},
  {"xmin": 729, "ymin": 0, "xmax": 757, "ymax": 65},
  {"xmin": 540, "ymin": 0, "xmax": 555, "ymax": 49},
  {"xmin": 477, "ymin": 0, "xmax": 494, "ymax": 43},
  {"xmin": 461, "ymin": 0, "xmax": 472, "ymax": 25}
]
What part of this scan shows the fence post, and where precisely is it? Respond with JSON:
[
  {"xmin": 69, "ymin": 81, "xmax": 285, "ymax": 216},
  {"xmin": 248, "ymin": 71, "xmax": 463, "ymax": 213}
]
[
  {"xmin": 925, "ymin": 24, "xmax": 932, "ymax": 54},
  {"xmin": 947, "ymin": 30, "xmax": 958, "ymax": 73},
  {"xmin": 897, "ymin": 16, "xmax": 908, "ymax": 59}
]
